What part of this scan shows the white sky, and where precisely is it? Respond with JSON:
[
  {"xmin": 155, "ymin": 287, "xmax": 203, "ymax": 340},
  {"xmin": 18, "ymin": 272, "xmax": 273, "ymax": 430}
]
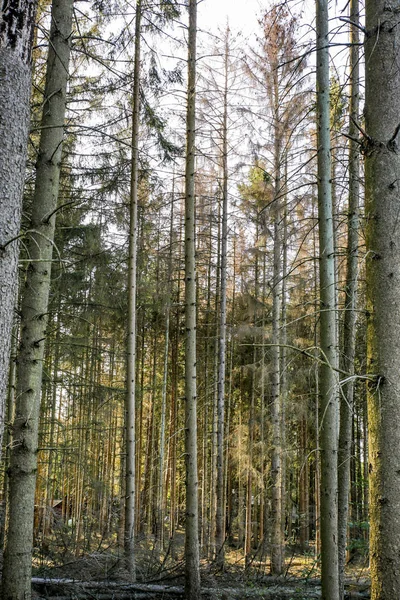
[
  {"xmin": 198, "ymin": 0, "xmax": 262, "ymax": 37},
  {"xmin": 197, "ymin": 0, "xmax": 351, "ymax": 42}
]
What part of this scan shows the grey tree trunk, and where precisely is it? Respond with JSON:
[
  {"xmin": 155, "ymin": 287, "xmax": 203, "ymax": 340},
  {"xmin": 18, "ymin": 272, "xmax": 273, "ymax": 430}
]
[
  {"xmin": 215, "ymin": 31, "xmax": 229, "ymax": 569},
  {"xmin": 2, "ymin": 1, "xmax": 73, "ymax": 598},
  {"xmin": 125, "ymin": 0, "xmax": 142, "ymax": 579},
  {"xmin": 0, "ymin": 0, "xmax": 38, "ymax": 464},
  {"xmin": 270, "ymin": 215, "xmax": 283, "ymax": 574},
  {"xmin": 338, "ymin": 1, "xmax": 360, "ymax": 597},
  {"xmin": 157, "ymin": 190, "xmax": 174, "ymax": 549},
  {"xmin": 365, "ymin": 2, "xmax": 400, "ymax": 599},
  {"xmin": 280, "ymin": 164, "xmax": 288, "ymax": 553},
  {"xmin": 315, "ymin": 1, "xmax": 340, "ymax": 598},
  {"xmin": 184, "ymin": 0, "xmax": 200, "ymax": 597},
  {"xmin": 270, "ymin": 68, "xmax": 284, "ymax": 577}
]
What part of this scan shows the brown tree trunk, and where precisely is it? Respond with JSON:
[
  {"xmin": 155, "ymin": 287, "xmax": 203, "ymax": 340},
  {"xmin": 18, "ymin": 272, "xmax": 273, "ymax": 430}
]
[{"xmin": 365, "ymin": 2, "xmax": 400, "ymax": 599}]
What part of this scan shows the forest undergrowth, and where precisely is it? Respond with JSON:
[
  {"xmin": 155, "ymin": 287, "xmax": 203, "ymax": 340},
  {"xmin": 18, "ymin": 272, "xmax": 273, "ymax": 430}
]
[{"xmin": 25, "ymin": 530, "xmax": 370, "ymax": 599}]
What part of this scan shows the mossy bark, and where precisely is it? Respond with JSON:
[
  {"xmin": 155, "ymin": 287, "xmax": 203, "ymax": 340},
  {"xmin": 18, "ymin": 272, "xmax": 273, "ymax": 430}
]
[{"xmin": 365, "ymin": 1, "xmax": 400, "ymax": 598}]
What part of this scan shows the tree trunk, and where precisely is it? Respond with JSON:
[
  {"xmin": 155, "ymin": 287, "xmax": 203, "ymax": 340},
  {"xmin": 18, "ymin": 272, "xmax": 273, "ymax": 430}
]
[
  {"xmin": 299, "ymin": 417, "xmax": 310, "ymax": 550},
  {"xmin": 338, "ymin": 1, "xmax": 360, "ymax": 597},
  {"xmin": 184, "ymin": 0, "xmax": 200, "ymax": 597},
  {"xmin": 2, "ymin": 0, "xmax": 73, "ymax": 597},
  {"xmin": 215, "ymin": 32, "xmax": 229, "ymax": 568},
  {"xmin": 158, "ymin": 194, "xmax": 174, "ymax": 549},
  {"xmin": 124, "ymin": 0, "xmax": 142, "ymax": 579},
  {"xmin": 0, "ymin": 0, "xmax": 38, "ymax": 464},
  {"xmin": 365, "ymin": 2, "xmax": 400, "ymax": 598},
  {"xmin": 270, "ymin": 73, "xmax": 284, "ymax": 576},
  {"xmin": 315, "ymin": 1, "xmax": 340, "ymax": 598}
]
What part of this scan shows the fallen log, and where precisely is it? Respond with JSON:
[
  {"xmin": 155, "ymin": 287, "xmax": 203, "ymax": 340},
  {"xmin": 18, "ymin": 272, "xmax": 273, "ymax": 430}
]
[
  {"xmin": 31, "ymin": 577, "xmax": 370, "ymax": 599},
  {"xmin": 32, "ymin": 577, "xmax": 183, "ymax": 594}
]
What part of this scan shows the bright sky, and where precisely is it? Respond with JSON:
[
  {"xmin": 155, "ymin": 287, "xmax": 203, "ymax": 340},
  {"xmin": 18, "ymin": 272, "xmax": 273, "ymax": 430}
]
[
  {"xmin": 198, "ymin": 0, "xmax": 262, "ymax": 37},
  {"xmin": 197, "ymin": 0, "xmax": 351, "ymax": 70},
  {"xmin": 195, "ymin": 0, "xmax": 326, "ymax": 60}
]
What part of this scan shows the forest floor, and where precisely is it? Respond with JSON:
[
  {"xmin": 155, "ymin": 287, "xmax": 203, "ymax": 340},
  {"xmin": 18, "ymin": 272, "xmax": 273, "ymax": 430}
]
[{"xmin": 29, "ymin": 531, "xmax": 370, "ymax": 599}]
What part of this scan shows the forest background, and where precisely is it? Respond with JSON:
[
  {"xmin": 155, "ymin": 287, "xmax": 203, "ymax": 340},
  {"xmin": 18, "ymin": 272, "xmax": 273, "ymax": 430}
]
[{"xmin": 0, "ymin": 0, "xmax": 392, "ymax": 599}]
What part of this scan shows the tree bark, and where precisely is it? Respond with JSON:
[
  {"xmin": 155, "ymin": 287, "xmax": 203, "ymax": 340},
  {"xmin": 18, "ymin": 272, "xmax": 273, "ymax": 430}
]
[
  {"xmin": 184, "ymin": 0, "xmax": 201, "ymax": 597},
  {"xmin": 0, "ymin": 0, "xmax": 38, "ymax": 464},
  {"xmin": 215, "ymin": 30, "xmax": 229, "ymax": 569},
  {"xmin": 157, "ymin": 193, "xmax": 174, "ymax": 548},
  {"xmin": 315, "ymin": 1, "xmax": 340, "ymax": 598},
  {"xmin": 365, "ymin": 1, "xmax": 400, "ymax": 599},
  {"xmin": 338, "ymin": 1, "xmax": 360, "ymax": 597},
  {"xmin": 270, "ymin": 134, "xmax": 283, "ymax": 576},
  {"xmin": 125, "ymin": 0, "xmax": 142, "ymax": 579},
  {"xmin": 2, "ymin": 0, "xmax": 73, "ymax": 597}
]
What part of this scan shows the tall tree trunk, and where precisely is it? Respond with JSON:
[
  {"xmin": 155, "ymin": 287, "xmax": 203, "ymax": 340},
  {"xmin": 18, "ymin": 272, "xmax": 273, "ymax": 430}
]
[
  {"xmin": 270, "ymin": 75, "xmax": 284, "ymax": 576},
  {"xmin": 2, "ymin": 0, "xmax": 73, "ymax": 597},
  {"xmin": 299, "ymin": 417, "xmax": 310, "ymax": 550},
  {"xmin": 270, "ymin": 212, "xmax": 283, "ymax": 574},
  {"xmin": 312, "ymin": 198, "xmax": 321, "ymax": 556},
  {"xmin": 338, "ymin": 1, "xmax": 360, "ymax": 597},
  {"xmin": 280, "ymin": 167, "xmax": 288, "ymax": 552},
  {"xmin": 245, "ymin": 347, "xmax": 256, "ymax": 565},
  {"xmin": 184, "ymin": 0, "xmax": 200, "ymax": 597},
  {"xmin": 365, "ymin": 1, "xmax": 400, "ymax": 598},
  {"xmin": 210, "ymin": 202, "xmax": 221, "ymax": 559},
  {"xmin": 316, "ymin": 1, "xmax": 339, "ymax": 598},
  {"xmin": 125, "ymin": 0, "xmax": 142, "ymax": 579},
  {"xmin": 158, "ymin": 193, "xmax": 174, "ymax": 548},
  {"xmin": 0, "ymin": 0, "xmax": 38, "ymax": 463},
  {"xmin": 215, "ymin": 32, "xmax": 229, "ymax": 568}
]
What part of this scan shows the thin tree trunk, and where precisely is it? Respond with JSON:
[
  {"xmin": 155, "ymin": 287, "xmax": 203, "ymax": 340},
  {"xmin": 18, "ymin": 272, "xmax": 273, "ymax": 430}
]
[
  {"xmin": 2, "ymin": 1, "xmax": 73, "ymax": 596},
  {"xmin": 158, "ymin": 194, "xmax": 174, "ymax": 548},
  {"xmin": 365, "ymin": 4, "xmax": 400, "ymax": 598},
  {"xmin": 270, "ymin": 83, "xmax": 284, "ymax": 575},
  {"xmin": 211, "ymin": 201, "xmax": 221, "ymax": 559},
  {"xmin": 260, "ymin": 246, "xmax": 267, "ymax": 555},
  {"xmin": 215, "ymin": 41, "xmax": 229, "ymax": 563},
  {"xmin": 245, "ymin": 351, "xmax": 255, "ymax": 565},
  {"xmin": 299, "ymin": 417, "xmax": 310, "ymax": 550},
  {"xmin": 0, "ymin": 0, "xmax": 38, "ymax": 464},
  {"xmin": 280, "ymin": 170, "xmax": 288, "ymax": 552},
  {"xmin": 338, "ymin": 1, "xmax": 360, "ymax": 596},
  {"xmin": 316, "ymin": 1, "xmax": 339, "ymax": 598},
  {"xmin": 202, "ymin": 220, "xmax": 213, "ymax": 556},
  {"xmin": 184, "ymin": 1, "xmax": 200, "ymax": 596},
  {"xmin": 124, "ymin": 0, "xmax": 142, "ymax": 579},
  {"xmin": 312, "ymin": 198, "xmax": 321, "ymax": 557}
]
